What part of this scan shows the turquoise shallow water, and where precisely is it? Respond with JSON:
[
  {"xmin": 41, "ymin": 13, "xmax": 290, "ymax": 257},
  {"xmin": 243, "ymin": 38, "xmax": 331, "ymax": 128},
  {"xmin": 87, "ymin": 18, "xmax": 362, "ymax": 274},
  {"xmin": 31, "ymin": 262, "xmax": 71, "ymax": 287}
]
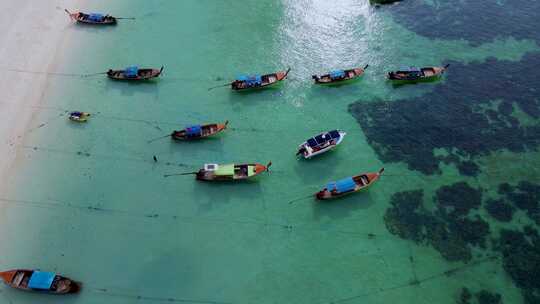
[{"xmin": 1, "ymin": 1, "xmax": 539, "ymax": 303}]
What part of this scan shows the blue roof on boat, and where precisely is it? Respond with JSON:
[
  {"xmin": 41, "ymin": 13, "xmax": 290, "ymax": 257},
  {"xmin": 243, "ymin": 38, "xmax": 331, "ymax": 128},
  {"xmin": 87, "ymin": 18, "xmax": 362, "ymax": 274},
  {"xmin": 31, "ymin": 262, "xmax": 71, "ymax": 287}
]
[
  {"xmin": 327, "ymin": 177, "xmax": 356, "ymax": 193},
  {"xmin": 330, "ymin": 70, "xmax": 345, "ymax": 79},
  {"xmin": 237, "ymin": 74, "xmax": 262, "ymax": 85},
  {"xmin": 88, "ymin": 13, "xmax": 104, "ymax": 21},
  {"xmin": 124, "ymin": 66, "xmax": 139, "ymax": 77},
  {"xmin": 186, "ymin": 125, "xmax": 202, "ymax": 136},
  {"xmin": 28, "ymin": 271, "xmax": 55, "ymax": 290},
  {"xmin": 400, "ymin": 66, "xmax": 421, "ymax": 72}
]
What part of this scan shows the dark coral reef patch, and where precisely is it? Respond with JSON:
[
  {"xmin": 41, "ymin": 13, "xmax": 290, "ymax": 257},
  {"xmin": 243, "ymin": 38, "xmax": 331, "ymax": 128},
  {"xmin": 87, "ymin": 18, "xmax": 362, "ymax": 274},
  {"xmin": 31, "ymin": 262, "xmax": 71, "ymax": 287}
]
[
  {"xmin": 484, "ymin": 199, "xmax": 515, "ymax": 222},
  {"xmin": 381, "ymin": 0, "xmax": 540, "ymax": 45},
  {"xmin": 498, "ymin": 181, "xmax": 540, "ymax": 224},
  {"xmin": 493, "ymin": 228, "xmax": 540, "ymax": 304},
  {"xmin": 349, "ymin": 54, "xmax": 540, "ymax": 176},
  {"xmin": 384, "ymin": 182, "xmax": 489, "ymax": 262}
]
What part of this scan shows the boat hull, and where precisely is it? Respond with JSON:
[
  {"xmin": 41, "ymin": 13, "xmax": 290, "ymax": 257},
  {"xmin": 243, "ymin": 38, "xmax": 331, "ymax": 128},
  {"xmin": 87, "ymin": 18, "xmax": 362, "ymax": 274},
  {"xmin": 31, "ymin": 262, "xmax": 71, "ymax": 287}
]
[
  {"xmin": 107, "ymin": 67, "xmax": 163, "ymax": 81},
  {"xmin": 298, "ymin": 131, "xmax": 346, "ymax": 159},
  {"xmin": 316, "ymin": 169, "xmax": 384, "ymax": 200},
  {"xmin": 313, "ymin": 67, "xmax": 366, "ymax": 86},
  {"xmin": 171, "ymin": 122, "xmax": 228, "ymax": 141},
  {"xmin": 388, "ymin": 66, "xmax": 447, "ymax": 85},
  {"xmin": 195, "ymin": 163, "xmax": 269, "ymax": 181},
  {"xmin": 232, "ymin": 69, "xmax": 289, "ymax": 91},
  {"xmin": 0, "ymin": 269, "xmax": 81, "ymax": 295}
]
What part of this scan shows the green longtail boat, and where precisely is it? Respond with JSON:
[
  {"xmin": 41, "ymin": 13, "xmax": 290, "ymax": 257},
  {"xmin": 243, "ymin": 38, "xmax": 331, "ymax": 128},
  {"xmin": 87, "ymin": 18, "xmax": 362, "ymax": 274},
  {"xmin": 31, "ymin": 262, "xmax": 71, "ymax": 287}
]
[{"xmin": 196, "ymin": 162, "xmax": 271, "ymax": 181}]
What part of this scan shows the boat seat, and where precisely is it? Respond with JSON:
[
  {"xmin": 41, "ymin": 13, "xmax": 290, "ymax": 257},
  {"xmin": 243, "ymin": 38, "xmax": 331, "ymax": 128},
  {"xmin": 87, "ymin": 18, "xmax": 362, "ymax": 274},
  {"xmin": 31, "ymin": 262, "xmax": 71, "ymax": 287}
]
[
  {"xmin": 13, "ymin": 272, "xmax": 25, "ymax": 286},
  {"xmin": 361, "ymin": 176, "xmax": 369, "ymax": 185}
]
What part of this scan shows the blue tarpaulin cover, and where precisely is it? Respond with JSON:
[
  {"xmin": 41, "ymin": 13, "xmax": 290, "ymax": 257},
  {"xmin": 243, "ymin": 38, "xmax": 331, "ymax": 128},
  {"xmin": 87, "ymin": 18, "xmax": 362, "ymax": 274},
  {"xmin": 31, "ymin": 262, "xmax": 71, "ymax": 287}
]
[
  {"xmin": 124, "ymin": 66, "xmax": 139, "ymax": 77},
  {"xmin": 400, "ymin": 66, "xmax": 421, "ymax": 72},
  {"xmin": 28, "ymin": 271, "xmax": 55, "ymax": 290},
  {"xmin": 186, "ymin": 125, "xmax": 202, "ymax": 136},
  {"xmin": 88, "ymin": 13, "xmax": 104, "ymax": 22},
  {"xmin": 237, "ymin": 75, "xmax": 262, "ymax": 86},
  {"xmin": 330, "ymin": 70, "xmax": 345, "ymax": 79},
  {"xmin": 327, "ymin": 177, "xmax": 356, "ymax": 193}
]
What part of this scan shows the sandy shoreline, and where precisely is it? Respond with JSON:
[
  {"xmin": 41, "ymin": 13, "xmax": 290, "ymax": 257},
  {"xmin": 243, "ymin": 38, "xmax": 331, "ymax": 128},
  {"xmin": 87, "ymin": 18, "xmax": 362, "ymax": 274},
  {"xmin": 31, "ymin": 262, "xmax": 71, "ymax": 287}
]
[{"xmin": 0, "ymin": 0, "xmax": 85, "ymax": 195}]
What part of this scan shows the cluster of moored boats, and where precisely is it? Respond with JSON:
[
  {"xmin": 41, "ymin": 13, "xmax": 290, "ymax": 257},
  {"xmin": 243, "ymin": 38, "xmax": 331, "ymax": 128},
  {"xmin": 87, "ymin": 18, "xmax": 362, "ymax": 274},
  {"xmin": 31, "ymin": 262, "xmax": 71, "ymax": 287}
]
[{"xmin": 0, "ymin": 7, "xmax": 446, "ymax": 295}]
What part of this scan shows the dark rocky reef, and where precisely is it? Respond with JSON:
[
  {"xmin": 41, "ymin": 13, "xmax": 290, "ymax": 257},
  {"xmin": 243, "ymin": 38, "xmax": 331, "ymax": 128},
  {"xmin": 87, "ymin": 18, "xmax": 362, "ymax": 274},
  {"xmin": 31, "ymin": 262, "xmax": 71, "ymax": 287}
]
[
  {"xmin": 384, "ymin": 182, "xmax": 489, "ymax": 262},
  {"xmin": 384, "ymin": 189, "xmax": 426, "ymax": 242},
  {"xmin": 498, "ymin": 181, "xmax": 540, "ymax": 224},
  {"xmin": 458, "ymin": 288, "xmax": 503, "ymax": 304},
  {"xmin": 349, "ymin": 54, "xmax": 540, "ymax": 176},
  {"xmin": 494, "ymin": 228, "xmax": 540, "ymax": 304},
  {"xmin": 382, "ymin": 0, "xmax": 540, "ymax": 45},
  {"xmin": 459, "ymin": 287, "xmax": 473, "ymax": 304},
  {"xmin": 485, "ymin": 199, "xmax": 515, "ymax": 222},
  {"xmin": 370, "ymin": 0, "xmax": 402, "ymax": 5},
  {"xmin": 436, "ymin": 182, "xmax": 482, "ymax": 217},
  {"xmin": 476, "ymin": 290, "xmax": 502, "ymax": 304}
]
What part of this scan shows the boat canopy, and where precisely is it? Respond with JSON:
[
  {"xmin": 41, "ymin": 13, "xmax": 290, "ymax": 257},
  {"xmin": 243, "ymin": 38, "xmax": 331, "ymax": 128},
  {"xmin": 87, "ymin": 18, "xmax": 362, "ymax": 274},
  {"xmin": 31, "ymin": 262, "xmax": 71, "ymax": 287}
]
[
  {"xmin": 306, "ymin": 130, "xmax": 340, "ymax": 148},
  {"xmin": 28, "ymin": 271, "xmax": 55, "ymax": 290},
  {"xmin": 329, "ymin": 70, "xmax": 345, "ymax": 80},
  {"xmin": 328, "ymin": 130, "xmax": 341, "ymax": 139},
  {"xmin": 399, "ymin": 66, "xmax": 420, "ymax": 72},
  {"xmin": 185, "ymin": 125, "xmax": 202, "ymax": 137},
  {"xmin": 88, "ymin": 13, "xmax": 104, "ymax": 22},
  {"xmin": 327, "ymin": 177, "xmax": 356, "ymax": 193},
  {"xmin": 214, "ymin": 164, "xmax": 235, "ymax": 176},
  {"xmin": 124, "ymin": 66, "xmax": 139, "ymax": 77},
  {"xmin": 237, "ymin": 75, "xmax": 262, "ymax": 86}
]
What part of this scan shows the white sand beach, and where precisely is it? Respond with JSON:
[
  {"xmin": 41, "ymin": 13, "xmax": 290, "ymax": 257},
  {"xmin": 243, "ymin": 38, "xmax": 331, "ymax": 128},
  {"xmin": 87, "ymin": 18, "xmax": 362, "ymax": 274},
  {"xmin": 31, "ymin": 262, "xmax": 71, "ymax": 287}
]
[{"xmin": 0, "ymin": 0, "xmax": 83, "ymax": 194}]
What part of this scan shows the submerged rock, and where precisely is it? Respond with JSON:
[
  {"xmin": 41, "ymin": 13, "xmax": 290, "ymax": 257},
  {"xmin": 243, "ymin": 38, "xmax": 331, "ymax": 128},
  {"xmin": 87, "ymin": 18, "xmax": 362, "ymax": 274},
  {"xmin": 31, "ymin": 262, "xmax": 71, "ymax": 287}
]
[
  {"xmin": 495, "ymin": 229, "xmax": 540, "ymax": 303},
  {"xmin": 384, "ymin": 184, "xmax": 489, "ymax": 263},
  {"xmin": 485, "ymin": 199, "xmax": 515, "ymax": 222},
  {"xmin": 459, "ymin": 287, "xmax": 472, "ymax": 304},
  {"xmin": 384, "ymin": 190, "xmax": 425, "ymax": 243},
  {"xmin": 384, "ymin": 0, "xmax": 540, "ymax": 45},
  {"xmin": 475, "ymin": 290, "xmax": 502, "ymax": 304},
  {"xmin": 498, "ymin": 181, "xmax": 540, "ymax": 224},
  {"xmin": 348, "ymin": 55, "xmax": 540, "ymax": 177},
  {"xmin": 435, "ymin": 182, "xmax": 482, "ymax": 217}
]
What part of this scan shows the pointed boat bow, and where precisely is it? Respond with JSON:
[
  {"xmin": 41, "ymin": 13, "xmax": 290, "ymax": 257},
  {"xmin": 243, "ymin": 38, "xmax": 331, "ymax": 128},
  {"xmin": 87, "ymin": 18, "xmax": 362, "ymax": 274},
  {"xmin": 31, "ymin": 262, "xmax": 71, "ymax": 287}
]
[{"xmin": 0, "ymin": 270, "xmax": 17, "ymax": 284}]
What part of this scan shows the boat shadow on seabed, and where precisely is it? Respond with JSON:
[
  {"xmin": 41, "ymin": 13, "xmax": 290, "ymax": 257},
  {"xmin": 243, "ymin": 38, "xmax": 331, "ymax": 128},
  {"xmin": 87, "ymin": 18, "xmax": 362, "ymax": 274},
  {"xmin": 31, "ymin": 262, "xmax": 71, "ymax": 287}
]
[
  {"xmin": 192, "ymin": 179, "xmax": 264, "ymax": 212},
  {"xmin": 311, "ymin": 191, "xmax": 376, "ymax": 221}
]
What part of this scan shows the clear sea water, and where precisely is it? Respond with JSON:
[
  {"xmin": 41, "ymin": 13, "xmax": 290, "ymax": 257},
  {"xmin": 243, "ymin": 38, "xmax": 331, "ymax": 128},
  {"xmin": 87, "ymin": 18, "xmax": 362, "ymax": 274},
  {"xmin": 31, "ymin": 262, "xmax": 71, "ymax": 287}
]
[{"xmin": 1, "ymin": 1, "xmax": 539, "ymax": 303}]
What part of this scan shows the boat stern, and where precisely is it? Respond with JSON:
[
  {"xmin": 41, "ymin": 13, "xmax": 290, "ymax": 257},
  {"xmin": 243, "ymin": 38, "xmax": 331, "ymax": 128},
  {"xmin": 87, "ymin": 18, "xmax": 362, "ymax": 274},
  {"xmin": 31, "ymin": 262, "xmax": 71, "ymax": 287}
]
[{"xmin": 316, "ymin": 190, "xmax": 329, "ymax": 200}]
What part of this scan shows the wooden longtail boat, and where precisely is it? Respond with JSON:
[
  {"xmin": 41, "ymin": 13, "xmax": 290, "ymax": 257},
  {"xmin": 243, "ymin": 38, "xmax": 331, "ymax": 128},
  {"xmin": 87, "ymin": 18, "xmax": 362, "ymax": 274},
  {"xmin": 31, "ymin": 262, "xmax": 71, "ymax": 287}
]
[
  {"xmin": 370, "ymin": 0, "xmax": 402, "ymax": 5},
  {"xmin": 65, "ymin": 9, "xmax": 117, "ymax": 25},
  {"xmin": 388, "ymin": 64, "xmax": 449, "ymax": 84},
  {"xmin": 312, "ymin": 65, "xmax": 368, "ymax": 85},
  {"xmin": 196, "ymin": 162, "xmax": 271, "ymax": 181},
  {"xmin": 296, "ymin": 130, "xmax": 346, "ymax": 159},
  {"xmin": 231, "ymin": 68, "xmax": 290, "ymax": 91},
  {"xmin": 107, "ymin": 66, "xmax": 163, "ymax": 81},
  {"xmin": 316, "ymin": 168, "xmax": 384, "ymax": 200},
  {"xmin": 171, "ymin": 121, "xmax": 229, "ymax": 140},
  {"xmin": 68, "ymin": 111, "xmax": 90, "ymax": 122},
  {"xmin": 0, "ymin": 269, "xmax": 80, "ymax": 294}
]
